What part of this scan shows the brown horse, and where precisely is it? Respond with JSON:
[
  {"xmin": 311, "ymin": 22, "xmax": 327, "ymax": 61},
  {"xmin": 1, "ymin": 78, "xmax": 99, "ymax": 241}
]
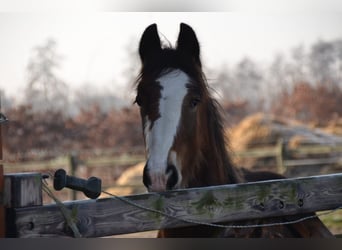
[{"xmin": 135, "ymin": 23, "xmax": 333, "ymax": 237}]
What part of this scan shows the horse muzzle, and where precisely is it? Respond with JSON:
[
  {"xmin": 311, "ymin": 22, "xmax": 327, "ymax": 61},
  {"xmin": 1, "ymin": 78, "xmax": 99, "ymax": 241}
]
[{"xmin": 143, "ymin": 162, "xmax": 180, "ymax": 192}]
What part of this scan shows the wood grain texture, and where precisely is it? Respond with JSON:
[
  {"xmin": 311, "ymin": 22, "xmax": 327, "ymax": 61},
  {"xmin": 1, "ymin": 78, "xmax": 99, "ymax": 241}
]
[
  {"xmin": 11, "ymin": 173, "xmax": 342, "ymax": 237},
  {"xmin": 4, "ymin": 173, "xmax": 42, "ymax": 208}
]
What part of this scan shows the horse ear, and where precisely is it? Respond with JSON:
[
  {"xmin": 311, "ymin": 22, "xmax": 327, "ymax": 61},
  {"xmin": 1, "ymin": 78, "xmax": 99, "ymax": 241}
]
[
  {"xmin": 177, "ymin": 23, "xmax": 201, "ymax": 66},
  {"xmin": 139, "ymin": 23, "xmax": 162, "ymax": 63}
]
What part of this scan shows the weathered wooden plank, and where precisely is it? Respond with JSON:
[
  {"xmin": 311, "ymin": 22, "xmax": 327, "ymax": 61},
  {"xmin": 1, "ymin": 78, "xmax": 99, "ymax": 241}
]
[
  {"xmin": 4, "ymin": 144, "xmax": 342, "ymax": 173},
  {"xmin": 289, "ymin": 145, "xmax": 342, "ymax": 155},
  {"xmin": 4, "ymin": 173, "xmax": 42, "ymax": 208},
  {"xmin": 11, "ymin": 173, "xmax": 342, "ymax": 238},
  {"xmin": 0, "ymin": 114, "xmax": 4, "ymax": 237},
  {"xmin": 232, "ymin": 145, "xmax": 342, "ymax": 159},
  {"xmin": 3, "ymin": 155, "xmax": 145, "ymax": 172},
  {"xmin": 276, "ymin": 139, "xmax": 285, "ymax": 173},
  {"xmin": 0, "ymin": 165, "xmax": 4, "ymax": 237},
  {"xmin": 284, "ymin": 157, "xmax": 342, "ymax": 167},
  {"xmin": 232, "ymin": 147, "xmax": 278, "ymax": 158}
]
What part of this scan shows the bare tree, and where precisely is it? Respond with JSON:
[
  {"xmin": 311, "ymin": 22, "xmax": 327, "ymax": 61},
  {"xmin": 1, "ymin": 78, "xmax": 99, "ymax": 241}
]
[
  {"xmin": 271, "ymin": 81, "xmax": 342, "ymax": 124},
  {"xmin": 207, "ymin": 63, "xmax": 234, "ymax": 100},
  {"xmin": 209, "ymin": 58, "xmax": 264, "ymax": 105},
  {"xmin": 120, "ymin": 38, "xmax": 140, "ymax": 101},
  {"xmin": 232, "ymin": 57, "xmax": 264, "ymax": 109},
  {"xmin": 309, "ymin": 39, "xmax": 336, "ymax": 84},
  {"xmin": 73, "ymin": 82, "xmax": 126, "ymax": 114},
  {"xmin": 25, "ymin": 38, "xmax": 69, "ymax": 113},
  {"xmin": 0, "ymin": 89, "xmax": 13, "ymax": 111}
]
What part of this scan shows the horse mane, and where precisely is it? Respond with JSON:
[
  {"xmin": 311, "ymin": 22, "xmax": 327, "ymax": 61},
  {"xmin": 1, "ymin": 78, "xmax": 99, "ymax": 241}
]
[
  {"xmin": 205, "ymin": 97, "xmax": 244, "ymax": 183},
  {"xmin": 187, "ymin": 91, "xmax": 244, "ymax": 187}
]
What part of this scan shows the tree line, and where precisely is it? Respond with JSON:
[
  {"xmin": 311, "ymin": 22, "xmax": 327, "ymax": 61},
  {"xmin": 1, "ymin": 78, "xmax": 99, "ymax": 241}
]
[{"xmin": 1, "ymin": 37, "xmax": 342, "ymax": 160}]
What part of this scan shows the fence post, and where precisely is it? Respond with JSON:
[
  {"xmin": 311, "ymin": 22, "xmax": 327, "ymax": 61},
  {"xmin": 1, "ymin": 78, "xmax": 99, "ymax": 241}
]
[
  {"xmin": 276, "ymin": 138, "xmax": 286, "ymax": 174},
  {"xmin": 4, "ymin": 172, "xmax": 42, "ymax": 237},
  {"xmin": 0, "ymin": 166, "xmax": 4, "ymax": 238},
  {"xmin": 0, "ymin": 121, "xmax": 4, "ymax": 237},
  {"xmin": 69, "ymin": 153, "xmax": 78, "ymax": 200},
  {"xmin": 0, "ymin": 101, "xmax": 7, "ymax": 237}
]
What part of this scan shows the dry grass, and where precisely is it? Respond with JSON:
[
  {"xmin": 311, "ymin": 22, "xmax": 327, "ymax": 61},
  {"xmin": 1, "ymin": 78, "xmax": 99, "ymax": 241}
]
[
  {"xmin": 100, "ymin": 162, "xmax": 146, "ymax": 197},
  {"xmin": 229, "ymin": 113, "xmax": 268, "ymax": 151},
  {"xmin": 323, "ymin": 117, "xmax": 342, "ymax": 136}
]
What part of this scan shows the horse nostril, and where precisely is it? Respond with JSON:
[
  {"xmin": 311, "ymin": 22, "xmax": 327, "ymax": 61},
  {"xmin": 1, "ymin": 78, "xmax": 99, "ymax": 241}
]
[
  {"xmin": 166, "ymin": 164, "xmax": 179, "ymax": 190},
  {"xmin": 143, "ymin": 163, "xmax": 180, "ymax": 191},
  {"xmin": 143, "ymin": 163, "xmax": 151, "ymax": 189}
]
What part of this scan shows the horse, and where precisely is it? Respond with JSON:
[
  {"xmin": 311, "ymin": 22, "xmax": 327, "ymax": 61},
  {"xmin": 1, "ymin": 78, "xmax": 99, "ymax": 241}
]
[{"xmin": 134, "ymin": 23, "xmax": 333, "ymax": 238}]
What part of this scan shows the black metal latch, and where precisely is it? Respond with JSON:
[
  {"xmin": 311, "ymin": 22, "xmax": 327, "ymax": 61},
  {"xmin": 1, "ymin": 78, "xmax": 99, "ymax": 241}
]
[{"xmin": 53, "ymin": 169, "xmax": 102, "ymax": 199}]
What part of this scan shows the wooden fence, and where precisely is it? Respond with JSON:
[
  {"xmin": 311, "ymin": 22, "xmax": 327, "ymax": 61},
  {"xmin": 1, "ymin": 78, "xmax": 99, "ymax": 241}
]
[
  {"xmin": 233, "ymin": 140, "xmax": 342, "ymax": 174},
  {"xmin": 3, "ymin": 140, "xmax": 342, "ymax": 201},
  {"xmin": 1, "ymin": 101, "xmax": 342, "ymax": 237},
  {"xmin": 0, "ymin": 112, "xmax": 5, "ymax": 237},
  {"xmin": 3, "ymin": 172, "xmax": 342, "ymax": 237},
  {"xmin": 3, "ymin": 141, "xmax": 342, "ymax": 176}
]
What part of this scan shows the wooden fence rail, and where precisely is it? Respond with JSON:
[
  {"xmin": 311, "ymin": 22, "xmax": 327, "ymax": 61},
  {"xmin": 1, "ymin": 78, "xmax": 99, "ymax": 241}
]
[
  {"xmin": 3, "ymin": 141, "xmax": 342, "ymax": 175},
  {"xmin": 4, "ymin": 172, "xmax": 342, "ymax": 237},
  {"xmin": 233, "ymin": 140, "xmax": 342, "ymax": 174},
  {"xmin": 3, "ymin": 154, "xmax": 146, "ymax": 172}
]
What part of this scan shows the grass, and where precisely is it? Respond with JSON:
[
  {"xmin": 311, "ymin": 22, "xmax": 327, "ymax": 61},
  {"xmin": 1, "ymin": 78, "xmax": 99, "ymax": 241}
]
[{"xmin": 319, "ymin": 209, "xmax": 342, "ymax": 235}]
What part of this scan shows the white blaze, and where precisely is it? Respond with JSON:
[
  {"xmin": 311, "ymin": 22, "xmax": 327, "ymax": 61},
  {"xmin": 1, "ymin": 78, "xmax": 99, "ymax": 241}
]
[{"xmin": 144, "ymin": 69, "xmax": 188, "ymax": 176}]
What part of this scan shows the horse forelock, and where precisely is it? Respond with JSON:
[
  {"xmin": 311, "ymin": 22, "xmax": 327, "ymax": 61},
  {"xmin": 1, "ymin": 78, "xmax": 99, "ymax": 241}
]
[{"xmin": 136, "ymin": 47, "xmax": 204, "ymax": 88}]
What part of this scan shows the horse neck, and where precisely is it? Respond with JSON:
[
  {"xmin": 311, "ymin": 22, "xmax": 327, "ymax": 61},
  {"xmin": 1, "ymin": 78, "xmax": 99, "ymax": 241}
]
[{"xmin": 186, "ymin": 98, "xmax": 243, "ymax": 188}]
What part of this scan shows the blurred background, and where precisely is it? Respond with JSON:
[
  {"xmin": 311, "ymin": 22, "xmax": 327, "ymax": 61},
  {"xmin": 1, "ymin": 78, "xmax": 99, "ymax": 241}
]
[{"xmin": 1, "ymin": 3, "xmax": 342, "ymax": 235}]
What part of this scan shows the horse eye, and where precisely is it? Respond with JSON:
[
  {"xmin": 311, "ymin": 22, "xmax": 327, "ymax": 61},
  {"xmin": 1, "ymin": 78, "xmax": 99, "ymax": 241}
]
[
  {"xmin": 190, "ymin": 98, "xmax": 200, "ymax": 108},
  {"xmin": 134, "ymin": 95, "xmax": 142, "ymax": 106}
]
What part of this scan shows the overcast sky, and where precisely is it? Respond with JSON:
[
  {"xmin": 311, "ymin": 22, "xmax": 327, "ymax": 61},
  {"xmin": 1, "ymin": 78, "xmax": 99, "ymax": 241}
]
[{"xmin": 1, "ymin": 2, "xmax": 342, "ymax": 100}]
